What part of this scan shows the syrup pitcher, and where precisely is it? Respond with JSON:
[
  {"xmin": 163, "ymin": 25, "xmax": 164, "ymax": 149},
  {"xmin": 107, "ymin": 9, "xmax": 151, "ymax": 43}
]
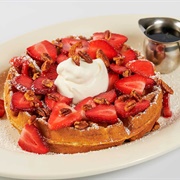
[{"xmin": 139, "ymin": 17, "xmax": 180, "ymax": 73}]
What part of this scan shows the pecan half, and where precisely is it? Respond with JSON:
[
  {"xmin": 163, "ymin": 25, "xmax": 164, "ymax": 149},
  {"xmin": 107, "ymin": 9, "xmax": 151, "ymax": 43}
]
[
  {"xmin": 130, "ymin": 90, "xmax": 142, "ymax": 101},
  {"xmin": 72, "ymin": 54, "xmax": 80, "ymax": 66},
  {"xmin": 36, "ymin": 107, "xmax": 50, "ymax": 117},
  {"xmin": 96, "ymin": 49, "xmax": 110, "ymax": 67},
  {"xmin": 124, "ymin": 100, "xmax": 136, "ymax": 112},
  {"xmin": 158, "ymin": 79, "xmax": 174, "ymax": 94},
  {"xmin": 24, "ymin": 90, "xmax": 35, "ymax": 101},
  {"xmin": 41, "ymin": 59, "xmax": 53, "ymax": 72},
  {"xmin": 42, "ymin": 79, "xmax": 54, "ymax": 88},
  {"xmin": 78, "ymin": 51, "xmax": 92, "ymax": 63},
  {"xmin": 59, "ymin": 108, "xmax": 72, "ymax": 116},
  {"xmin": 122, "ymin": 69, "xmax": 131, "ymax": 77},
  {"xmin": 104, "ymin": 30, "xmax": 111, "ymax": 40},
  {"xmin": 93, "ymin": 97, "xmax": 110, "ymax": 105},
  {"xmin": 74, "ymin": 120, "xmax": 89, "ymax": 130}
]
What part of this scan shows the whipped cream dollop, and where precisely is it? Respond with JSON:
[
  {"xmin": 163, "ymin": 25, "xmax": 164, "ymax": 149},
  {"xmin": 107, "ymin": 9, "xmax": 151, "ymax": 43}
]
[{"xmin": 54, "ymin": 58, "xmax": 108, "ymax": 104}]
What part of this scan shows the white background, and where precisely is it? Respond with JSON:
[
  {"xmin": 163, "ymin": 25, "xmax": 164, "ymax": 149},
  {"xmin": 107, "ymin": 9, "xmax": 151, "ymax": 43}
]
[{"xmin": 0, "ymin": 1, "xmax": 180, "ymax": 180}]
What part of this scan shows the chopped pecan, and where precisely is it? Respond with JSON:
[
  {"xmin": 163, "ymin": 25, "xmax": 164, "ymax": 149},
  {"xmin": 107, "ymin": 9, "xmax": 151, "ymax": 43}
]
[
  {"xmin": 69, "ymin": 41, "xmax": 82, "ymax": 57},
  {"xmin": 24, "ymin": 90, "xmax": 35, "ymax": 101},
  {"xmin": 41, "ymin": 53, "xmax": 53, "ymax": 62},
  {"xmin": 124, "ymin": 100, "xmax": 136, "ymax": 112},
  {"xmin": 72, "ymin": 54, "xmax": 80, "ymax": 66},
  {"xmin": 59, "ymin": 108, "xmax": 72, "ymax": 116},
  {"xmin": 93, "ymin": 97, "xmax": 110, "ymax": 105},
  {"xmin": 130, "ymin": 90, "xmax": 142, "ymax": 101},
  {"xmin": 32, "ymin": 72, "xmax": 40, "ymax": 80},
  {"xmin": 151, "ymin": 121, "xmax": 160, "ymax": 131},
  {"xmin": 41, "ymin": 59, "xmax": 53, "ymax": 72},
  {"xmin": 118, "ymin": 94, "xmax": 130, "ymax": 102},
  {"xmin": 104, "ymin": 30, "xmax": 111, "ymax": 40},
  {"xmin": 113, "ymin": 56, "xmax": 124, "ymax": 65},
  {"xmin": 74, "ymin": 120, "xmax": 89, "ymax": 130},
  {"xmin": 78, "ymin": 51, "xmax": 92, "ymax": 63},
  {"xmin": 122, "ymin": 69, "xmax": 131, "ymax": 77},
  {"xmin": 158, "ymin": 79, "xmax": 174, "ymax": 94},
  {"xmin": 47, "ymin": 93, "xmax": 59, "ymax": 101},
  {"xmin": 83, "ymin": 104, "xmax": 93, "ymax": 111},
  {"xmin": 36, "ymin": 107, "xmax": 50, "ymax": 117},
  {"xmin": 96, "ymin": 49, "xmax": 110, "ymax": 67},
  {"xmin": 42, "ymin": 79, "xmax": 54, "ymax": 88}
]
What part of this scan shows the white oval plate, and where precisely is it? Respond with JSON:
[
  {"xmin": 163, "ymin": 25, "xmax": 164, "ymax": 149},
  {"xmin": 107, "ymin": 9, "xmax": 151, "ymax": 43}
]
[{"xmin": 0, "ymin": 15, "xmax": 180, "ymax": 180}]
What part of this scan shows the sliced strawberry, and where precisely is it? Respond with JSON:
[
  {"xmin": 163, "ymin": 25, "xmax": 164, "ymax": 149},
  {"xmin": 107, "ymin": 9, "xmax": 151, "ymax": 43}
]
[
  {"xmin": 107, "ymin": 72, "xmax": 119, "ymax": 91},
  {"xmin": 57, "ymin": 53, "xmax": 68, "ymax": 64},
  {"xmin": 87, "ymin": 39, "xmax": 117, "ymax": 59},
  {"xmin": 85, "ymin": 104, "xmax": 118, "ymax": 124},
  {"xmin": 121, "ymin": 49, "xmax": 137, "ymax": 65},
  {"xmin": 115, "ymin": 99, "xmax": 150, "ymax": 118},
  {"xmin": 18, "ymin": 124, "xmax": 49, "ymax": 154},
  {"xmin": 45, "ymin": 92, "xmax": 72, "ymax": 110},
  {"xmin": 27, "ymin": 40, "xmax": 57, "ymax": 61},
  {"xmin": 12, "ymin": 75, "xmax": 33, "ymax": 92},
  {"xmin": 145, "ymin": 77, "xmax": 155, "ymax": 89},
  {"xmin": 115, "ymin": 74, "xmax": 146, "ymax": 95},
  {"xmin": 162, "ymin": 92, "xmax": 172, "ymax": 118},
  {"xmin": 126, "ymin": 59, "xmax": 155, "ymax": 77},
  {"xmin": 32, "ymin": 77, "xmax": 56, "ymax": 94},
  {"xmin": 74, "ymin": 97, "xmax": 96, "ymax": 118},
  {"xmin": 61, "ymin": 37, "xmax": 89, "ymax": 54},
  {"xmin": 94, "ymin": 89, "xmax": 117, "ymax": 104},
  {"xmin": 93, "ymin": 31, "xmax": 128, "ymax": 50},
  {"xmin": 0, "ymin": 99, "xmax": 5, "ymax": 117},
  {"xmin": 41, "ymin": 64, "xmax": 58, "ymax": 80},
  {"xmin": 110, "ymin": 63, "xmax": 128, "ymax": 74},
  {"xmin": 48, "ymin": 102, "xmax": 82, "ymax": 130},
  {"xmin": 11, "ymin": 92, "xmax": 34, "ymax": 111}
]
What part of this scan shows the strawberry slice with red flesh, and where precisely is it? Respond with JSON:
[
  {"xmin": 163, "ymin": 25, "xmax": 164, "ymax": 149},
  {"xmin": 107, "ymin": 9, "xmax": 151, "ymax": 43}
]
[
  {"xmin": 11, "ymin": 92, "xmax": 37, "ymax": 112},
  {"xmin": 115, "ymin": 99, "xmax": 150, "ymax": 118},
  {"xmin": 45, "ymin": 92, "xmax": 72, "ymax": 110},
  {"xmin": 0, "ymin": 99, "xmax": 5, "ymax": 117},
  {"xmin": 162, "ymin": 92, "xmax": 172, "ymax": 118},
  {"xmin": 110, "ymin": 63, "xmax": 128, "ymax": 74},
  {"xmin": 32, "ymin": 77, "xmax": 56, "ymax": 95},
  {"xmin": 48, "ymin": 102, "xmax": 82, "ymax": 130},
  {"xmin": 57, "ymin": 53, "xmax": 68, "ymax": 64},
  {"xmin": 115, "ymin": 74, "xmax": 146, "ymax": 95},
  {"xmin": 18, "ymin": 124, "xmax": 49, "ymax": 154},
  {"xmin": 74, "ymin": 97, "xmax": 96, "ymax": 118},
  {"xmin": 61, "ymin": 37, "xmax": 89, "ymax": 54},
  {"xmin": 126, "ymin": 59, "xmax": 155, "ymax": 77},
  {"xmin": 41, "ymin": 64, "xmax": 58, "ymax": 80},
  {"xmin": 87, "ymin": 39, "xmax": 117, "ymax": 59},
  {"xmin": 12, "ymin": 75, "xmax": 33, "ymax": 92},
  {"xmin": 107, "ymin": 72, "xmax": 119, "ymax": 91},
  {"xmin": 27, "ymin": 40, "xmax": 57, "ymax": 62},
  {"xmin": 85, "ymin": 104, "xmax": 118, "ymax": 124},
  {"xmin": 93, "ymin": 32, "xmax": 128, "ymax": 50},
  {"xmin": 121, "ymin": 49, "xmax": 137, "ymax": 65},
  {"xmin": 94, "ymin": 89, "xmax": 117, "ymax": 104}
]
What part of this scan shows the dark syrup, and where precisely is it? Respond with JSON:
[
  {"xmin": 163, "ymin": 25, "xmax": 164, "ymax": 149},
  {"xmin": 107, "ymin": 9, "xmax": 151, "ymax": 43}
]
[{"xmin": 146, "ymin": 27, "xmax": 180, "ymax": 42}]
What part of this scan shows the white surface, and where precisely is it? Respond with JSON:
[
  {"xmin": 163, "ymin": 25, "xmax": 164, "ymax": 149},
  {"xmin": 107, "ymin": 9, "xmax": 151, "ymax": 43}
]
[{"xmin": 0, "ymin": 1, "xmax": 180, "ymax": 180}]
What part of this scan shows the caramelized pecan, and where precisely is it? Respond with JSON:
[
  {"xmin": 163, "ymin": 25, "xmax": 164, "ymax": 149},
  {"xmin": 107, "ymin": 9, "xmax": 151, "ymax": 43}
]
[
  {"xmin": 113, "ymin": 56, "xmax": 124, "ymax": 65},
  {"xmin": 78, "ymin": 51, "xmax": 92, "ymax": 63},
  {"xmin": 124, "ymin": 100, "xmax": 136, "ymax": 112},
  {"xmin": 74, "ymin": 120, "xmax": 89, "ymax": 130},
  {"xmin": 122, "ymin": 69, "xmax": 131, "ymax": 77},
  {"xmin": 96, "ymin": 49, "xmax": 110, "ymax": 67},
  {"xmin": 93, "ymin": 97, "xmax": 110, "ymax": 105},
  {"xmin": 130, "ymin": 90, "xmax": 142, "ymax": 101},
  {"xmin": 72, "ymin": 55, "xmax": 80, "ymax": 66},
  {"xmin": 158, "ymin": 79, "xmax": 174, "ymax": 94},
  {"xmin": 42, "ymin": 79, "xmax": 54, "ymax": 88},
  {"xmin": 104, "ymin": 30, "xmax": 111, "ymax": 40},
  {"xmin": 59, "ymin": 108, "xmax": 72, "ymax": 116},
  {"xmin": 69, "ymin": 41, "xmax": 82, "ymax": 57},
  {"xmin": 24, "ymin": 90, "xmax": 35, "ymax": 101}
]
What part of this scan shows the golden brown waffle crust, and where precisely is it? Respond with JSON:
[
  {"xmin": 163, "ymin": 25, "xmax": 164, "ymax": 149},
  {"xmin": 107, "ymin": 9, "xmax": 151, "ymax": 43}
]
[{"xmin": 4, "ymin": 66, "xmax": 163, "ymax": 154}]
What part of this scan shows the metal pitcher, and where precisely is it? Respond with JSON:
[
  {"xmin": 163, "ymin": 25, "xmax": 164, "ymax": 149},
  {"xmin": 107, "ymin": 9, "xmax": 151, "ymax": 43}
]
[{"xmin": 138, "ymin": 17, "xmax": 180, "ymax": 74}]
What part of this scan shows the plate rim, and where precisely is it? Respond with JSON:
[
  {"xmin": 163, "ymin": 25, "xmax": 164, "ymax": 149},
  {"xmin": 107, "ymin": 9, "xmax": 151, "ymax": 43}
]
[{"xmin": 0, "ymin": 14, "xmax": 180, "ymax": 179}]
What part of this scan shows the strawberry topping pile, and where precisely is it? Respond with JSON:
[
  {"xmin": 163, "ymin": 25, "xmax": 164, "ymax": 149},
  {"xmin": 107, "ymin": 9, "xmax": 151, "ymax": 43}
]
[{"xmin": 7, "ymin": 30, "xmax": 173, "ymax": 154}]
